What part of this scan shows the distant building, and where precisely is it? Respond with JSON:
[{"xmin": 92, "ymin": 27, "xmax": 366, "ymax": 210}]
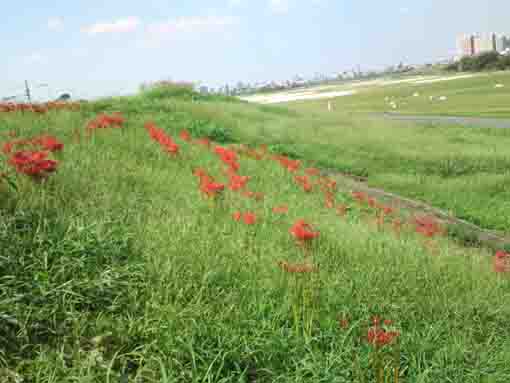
[
  {"xmin": 473, "ymin": 33, "xmax": 496, "ymax": 54},
  {"xmin": 457, "ymin": 34, "xmax": 475, "ymax": 57},
  {"xmin": 457, "ymin": 33, "xmax": 510, "ymax": 57}
]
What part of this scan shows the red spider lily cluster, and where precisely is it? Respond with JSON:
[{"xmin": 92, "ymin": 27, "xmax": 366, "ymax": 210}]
[
  {"xmin": 87, "ymin": 113, "xmax": 125, "ymax": 131},
  {"xmin": 145, "ymin": 122, "xmax": 180, "ymax": 155},
  {"xmin": 494, "ymin": 251, "xmax": 510, "ymax": 273},
  {"xmin": 215, "ymin": 146, "xmax": 240, "ymax": 174},
  {"xmin": 7, "ymin": 151, "xmax": 58, "ymax": 178},
  {"xmin": 294, "ymin": 175, "xmax": 313, "ymax": 193},
  {"xmin": 228, "ymin": 174, "xmax": 251, "ymax": 191},
  {"xmin": 273, "ymin": 155, "xmax": 301, "ymax": 173},
  {"xmin": 193, "ymin": 168, "xmax": 225, "ymax": 198},
  {"xmin": 233, "ymin": 211, "xmax": 257, "ymax": 225},
  {"xmin": 2, "ymin": 134, "xmax": 63, "ymax": 180},
  {"xmin": 413, "ymin": 215, "xmax": 444, "ymax": 238},
  {"xmin": 0, "ymin": 102, "xmax": 80, "ymax": 114},
  {"xmin": 3, "ymin": 135, "xmax": 63, "ymax": 155},
  {"xmin": 367, "ymin": 317, "xmax": 400, "ymax": 348},
  {"xmin": 290, "ymin": 220, "xmax": 320, "ymax": 245}
]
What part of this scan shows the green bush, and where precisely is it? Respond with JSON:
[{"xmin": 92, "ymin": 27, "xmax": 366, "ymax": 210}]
[{"xmin": 450, "ymin": 52, "xmax": 510, "ymax": 72}]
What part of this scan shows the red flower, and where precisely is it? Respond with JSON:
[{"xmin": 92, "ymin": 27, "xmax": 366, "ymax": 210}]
[
  {"xmin": 494, "ymin": 251, "xmax": 510, "ymax": 273},
  {"xmin": 243, "ymin": 212, "xmax": 257, "ymax": 225},
  {"xmin": 290, "ymin": 220, "xmax": 320, "ymax": 242},
  {"xmin": 305, "ymin": 168, "xmax": 320, "ymax": 176},
  {"xmin": 228, "ymin": 174, "xmax": 251, "ymax": 191},
  {"xmin": 8, "ymin": 150, "xmax": 58, "ymax": 178},
  {"xmin": 201, "ymin": 181, "xmax": 225, "ymax": 197},
  {"xmin": 367, "ymin": 327, "xmax": 400, "ymax": 347},
  {"xmin": 233, "ymin": 211, "xmax": 257, "ymax": 225},
  {"xmin": 36, "ymin": 136, "xmax": 64, "ymax": 152},
  {"xmin": 179, "ymin": 129, "xmax": 191, "ymax": 142},
  {"xmin": 352, "ymin": 191, "xmax": 367, "ymax": 203},
  {"xmin": 273, "ymin": 205, "xmax": 289, "ymax": 214}
]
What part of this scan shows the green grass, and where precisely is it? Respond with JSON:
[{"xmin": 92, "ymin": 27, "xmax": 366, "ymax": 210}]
[
  {"xmin": 293, "ymin": 71, "xmax": 510, "ymax": 118},
  {"xmin": 1, "ymin": 90, "xmax": 510, "ymax": 382}
]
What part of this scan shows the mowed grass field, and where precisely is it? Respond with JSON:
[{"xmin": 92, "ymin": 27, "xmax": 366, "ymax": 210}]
[
  {"xmin": 1, "ymin": 87, "xmax": 510, "ymax": 382},
  {"xmin": 294, "ymin": 71, "xmax": 510, "ymax": 118}
]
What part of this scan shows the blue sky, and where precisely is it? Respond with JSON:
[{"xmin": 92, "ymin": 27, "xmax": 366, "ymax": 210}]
[{"xmin": 1, "ymin": 0, "xmax": 508, "ymax": 100}]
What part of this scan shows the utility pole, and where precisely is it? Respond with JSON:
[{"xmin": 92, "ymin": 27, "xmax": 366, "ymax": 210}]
[{"xmin": 25, "ymin": 80, "xmax": 31, "ymax": 103}]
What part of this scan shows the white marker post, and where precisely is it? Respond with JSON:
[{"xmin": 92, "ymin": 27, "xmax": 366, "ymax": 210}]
[{"xmin": 327, "ymin": 101, "xmax": 332, "ymax": 112}]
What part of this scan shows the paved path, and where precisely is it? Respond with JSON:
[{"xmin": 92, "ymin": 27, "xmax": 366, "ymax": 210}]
[{"xmin": 376, "ymin": 113, "xmax": 510, "ymax": 129}]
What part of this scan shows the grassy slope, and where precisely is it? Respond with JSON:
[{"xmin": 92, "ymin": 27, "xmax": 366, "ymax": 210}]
[
  {"xmin": 153, "ymin": 98, "xmax": 510, "ymax": 233},
  {"xmin": 1, "ymin": 91, "xmax": 510, "ymax": 382},
  {"xmin": 294, "ymin": 71, "xmax": 510, "ymax": 118}
]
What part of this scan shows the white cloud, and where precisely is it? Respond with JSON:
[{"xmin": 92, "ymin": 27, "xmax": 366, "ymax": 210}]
[
  {"xmin": 228, "ymin": 0, "xmax": 242, "ymax": 6},
  {"xmin": 269, "ymin": 0, "xmax": 289, "ymax": 14},
  {"xmin": 82, "ymin": 17, "xmax": 141, "ymax": 35},
  {"xmin": 146, "ymin": 16, "xmax": 238, "ymax": 40},
  {"xmin": 47, "ymin": 17, "xmax": 64, "ymax": 31}
]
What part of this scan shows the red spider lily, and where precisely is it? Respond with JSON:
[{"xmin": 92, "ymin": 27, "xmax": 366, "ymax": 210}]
[
  {"xmin": 243, "ymin": 212, "xmax": 257, "ymax": 225},
  {"xmin": 200, "ymin": 181, "xmax": 225, "ymax": 197},
  {"xmin": 294, "ymin": 175, "xmax": 313, "ymax": 193},
  {"xmin": 352, "ymin": 191, "xmax": 367, "ymax": 203},
  {"xmin": 317, "ymin": 177, "xmax": 337, "ymax": 191},
  {"xmin": 278, "ymin": 261, "xmax": 318, "ymax": 273},
  {"xmin": 0, "ymin": 101, "xmax": 80, "ymax": 114},
  {"xmin": 228, "ymin": 174, "xmax": 250, "ymax": 191},
  {"xmin": 33, "ymin": 136, "xmax": 64, "ymax": 152},
  {"xmin": 215, "ymin": 146, "xmax": 239, "ymax": 173},
  {"xmin": 274, "ymin": 155, "xmax": 301, "ymax": 172},
  {"xmin": 367, "ymin": 327, "xmax": 400, "ymax": 347},
  {"xmin": 179, "ymin": 129, "xmax": 191, "ymax": 142},
  {"xmin": 377, "ymin": 204, "xmax": 394, "ymax": 215},
  {"xmin": 494, "ymin": 251, "xmax": 510, "ymax": 273},
  {"xmin": 272, "ymin": 205, "xmax": 289, "ymax": 214},
  {"xmin": 3, "ymin": 135, "xmax": 64, "ymax": 154},
  {"xmin": 195, "ymin": 137, "xmax": 211, "ymax": 148},
  {"xmin": 233, "ymin": 211, "xmax": 257, "ymax": 225},
  {"xmin": 145, "ymin": 122, "xmax": 180, "ymax": 155},
  {"xmin": 414, "ymin": 215, "xmax": 444, "ymax": 238},
  {"xmin": 290, "ymin": 220, "xmax": 320, "ymax": 243},
  {"xmin": 8, "ymin": 150, "xmax": 58, "ymax": 178},
  {"xmin": 305, "ymin": 168, "xmax": 320, "ymax": 176},
  {"xmin": 367, "ymin": 197, "xmax": 377, "ymax": 208},
  {"xmin": 87, "ymin": 113, "xmax": 124, "ymax": 131},
  {"xmin": 384, "ymin": 319, "xmax": 393, "ymax": 326}
]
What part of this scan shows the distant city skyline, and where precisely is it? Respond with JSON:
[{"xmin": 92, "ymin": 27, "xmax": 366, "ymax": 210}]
[
  {"xmin": 1, "ymin": 0, "xmax": 509, "ymax": 100},
  {"xmin": 457, "ymin": 32, "xmax": 510, "ymax": 57}
]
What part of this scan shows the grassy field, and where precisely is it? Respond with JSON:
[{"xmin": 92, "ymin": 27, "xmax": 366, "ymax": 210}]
[
  {"xmin": 1, "ymin": 87, "xmax": 510, "ymax": 382},
  {"xmin": 292, "ymin": 71, "xmax": 510, "ymax": 118}
]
